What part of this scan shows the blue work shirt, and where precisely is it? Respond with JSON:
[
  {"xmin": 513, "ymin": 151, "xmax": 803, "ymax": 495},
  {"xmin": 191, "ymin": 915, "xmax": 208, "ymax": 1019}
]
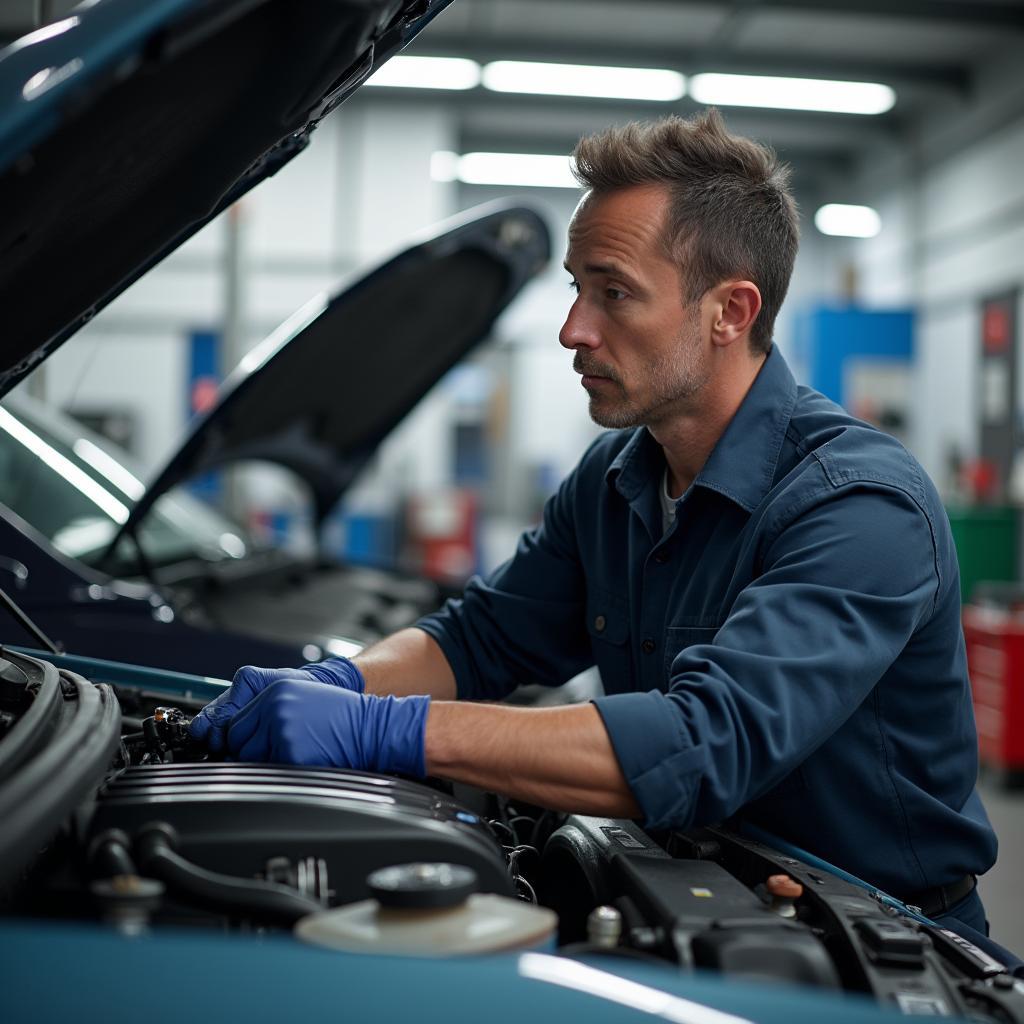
[{"xmin": 416, "ymin": 347, "xmax": 997, "ymax": 897}]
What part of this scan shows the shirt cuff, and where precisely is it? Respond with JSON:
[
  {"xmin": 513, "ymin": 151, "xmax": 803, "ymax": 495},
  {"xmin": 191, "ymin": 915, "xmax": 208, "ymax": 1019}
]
[
  {"xmin": 593, "ymin": 691, "xmax": 706, "ymax": 830},
  {"xmin": 412, "ymin": 617, "xmax": 477, "ymax": 700}
]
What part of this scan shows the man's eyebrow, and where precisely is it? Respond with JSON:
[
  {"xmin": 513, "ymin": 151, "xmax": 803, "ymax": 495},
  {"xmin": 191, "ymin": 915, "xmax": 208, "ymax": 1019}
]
[
  {"xmin": 564, "ymin": 260, "xmax": 644, "ymax": 288},
  {"xmin": 565, "ymin": 260, "xmax": 643, "ymax": 292}
]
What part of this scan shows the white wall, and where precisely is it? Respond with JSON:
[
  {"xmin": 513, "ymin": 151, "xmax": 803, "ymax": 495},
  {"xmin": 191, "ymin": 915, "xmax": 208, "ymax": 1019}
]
[
  {"xmin": 828, "ymin": 51, "xmax": 1024, "ymax": 485},
  {"xmin": 37, "ymin": 331, "xmax": 185, "ymax": 472},
  {"xmin": 28, "ymin": 71, "xmax": 1024, "ymax": 519}
]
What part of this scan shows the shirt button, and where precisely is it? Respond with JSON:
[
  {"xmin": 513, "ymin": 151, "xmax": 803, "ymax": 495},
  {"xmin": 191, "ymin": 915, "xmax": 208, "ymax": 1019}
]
[
  {"xmin": 654, "ymin": 548, "xmax": 670, "ymax": 564},
  {"xmin": 594, "ymin": 615, "xmax": 606, "ymax": 632},
  {"xmin": 641, "ymin": 638, "xmax": 656, "ymax": 654}
]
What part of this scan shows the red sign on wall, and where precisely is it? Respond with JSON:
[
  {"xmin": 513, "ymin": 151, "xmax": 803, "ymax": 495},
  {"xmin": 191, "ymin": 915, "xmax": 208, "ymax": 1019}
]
[{"xmin": 983, "ymin": 301, "xmax": 1011, "ymax": 354}]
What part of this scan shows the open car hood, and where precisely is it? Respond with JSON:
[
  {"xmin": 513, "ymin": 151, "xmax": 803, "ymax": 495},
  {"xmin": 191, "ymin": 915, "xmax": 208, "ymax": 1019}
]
[
  {"xmin": 110, "ymin": 201, "xmax": 550, "ymax": 544},
  {"xmin": 0, "ymin": 0, "xmax": 454, "ymax": 396}
]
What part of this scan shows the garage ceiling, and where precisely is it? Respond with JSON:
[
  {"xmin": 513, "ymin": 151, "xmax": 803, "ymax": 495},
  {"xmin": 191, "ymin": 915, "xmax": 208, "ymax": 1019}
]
[
  {"xmin": 395, "ymin": 0, "xmax": 1024, "ymax": 195},
  {"xmin": 4, "ymin": 0, "xmax": 1023, "ymax": 196}
]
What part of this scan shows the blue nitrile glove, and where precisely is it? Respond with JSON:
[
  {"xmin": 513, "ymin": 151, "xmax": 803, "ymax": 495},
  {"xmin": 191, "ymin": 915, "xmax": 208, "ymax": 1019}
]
[
  {"xmin": 225, "ymin": 679, "xmax": 430, "ymax": 776},
  {"xmin": 189, "ymin": 657, "xmax": 365, "ymax": 753}
]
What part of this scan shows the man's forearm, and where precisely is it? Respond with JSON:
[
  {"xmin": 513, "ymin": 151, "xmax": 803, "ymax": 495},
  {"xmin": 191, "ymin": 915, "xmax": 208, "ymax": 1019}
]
[
  {"xmin": 425, "ymin": 701, "xmax": 641, "ymax": 819},
  {"xmin": 354, "ymin": 628, "xmax": 457, "ymax": 699},
  {"xmin": 353, "ymin": 630, "xmax": 638, "ymax": 818}
]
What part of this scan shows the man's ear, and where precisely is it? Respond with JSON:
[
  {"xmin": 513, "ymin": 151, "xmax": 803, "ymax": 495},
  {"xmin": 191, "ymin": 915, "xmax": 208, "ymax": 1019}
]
[{"xmin": 709, "ymin": 280, "xmax": 762, "ymax": 349}]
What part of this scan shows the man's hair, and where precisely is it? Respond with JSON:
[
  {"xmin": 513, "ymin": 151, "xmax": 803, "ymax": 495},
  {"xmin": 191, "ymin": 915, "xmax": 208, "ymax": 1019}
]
[{"xmin": 572, "ymin": 109, "xmax": 799, "ymax": 354}]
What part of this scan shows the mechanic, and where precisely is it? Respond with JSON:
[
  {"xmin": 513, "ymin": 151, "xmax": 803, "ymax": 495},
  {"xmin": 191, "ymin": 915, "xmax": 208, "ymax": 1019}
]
[{"xmin": 191, "ymin": 109, "xmax": 997, "ymax": 935}]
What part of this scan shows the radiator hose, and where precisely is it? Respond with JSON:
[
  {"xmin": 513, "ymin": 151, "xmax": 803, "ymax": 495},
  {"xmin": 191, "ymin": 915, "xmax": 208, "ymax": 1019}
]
[{"xmin": 134, "ymin": 821, "xmax": 323, "ymax": 925}]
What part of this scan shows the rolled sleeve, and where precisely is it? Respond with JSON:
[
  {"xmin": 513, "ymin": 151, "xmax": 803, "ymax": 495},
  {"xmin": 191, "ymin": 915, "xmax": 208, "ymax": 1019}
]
[
  {"xmin": 592, "ymin": 690, "xmax": 706, "ymax": 829},
  {"xmin": 594, "ymin": 483, "xmax": 939, "ymax": 831}
]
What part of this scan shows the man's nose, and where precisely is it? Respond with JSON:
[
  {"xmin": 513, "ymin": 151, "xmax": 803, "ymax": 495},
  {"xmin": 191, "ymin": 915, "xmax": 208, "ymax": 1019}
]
[{"xmin": 559, "ymin": 297, "xmax": 600, "ymax": 351}]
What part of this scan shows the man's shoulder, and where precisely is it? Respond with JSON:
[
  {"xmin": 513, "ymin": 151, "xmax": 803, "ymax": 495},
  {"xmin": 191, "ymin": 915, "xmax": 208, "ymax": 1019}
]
[{"xmin": 786, "ymin": 386, "xmax": 933, "ymax": 511}]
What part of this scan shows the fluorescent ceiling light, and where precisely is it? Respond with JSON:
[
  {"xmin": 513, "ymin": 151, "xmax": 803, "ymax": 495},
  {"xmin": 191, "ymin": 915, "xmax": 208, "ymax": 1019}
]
[
  {"xmin": 815, "ymin": 204, "xmax": 882, "ymax": 238},
  {"xmin": 482, "ymin": 60, "xmax": 684, "ymax": 102},
  {"xmin": 432, "ymin": 150, "xmax": 578, "ymax": 189},
  {"xmin": 365, "ymin": 56, "xmax": 480, "ymax": 90},
  {"xmin": 690, "ymin": 73, "xmax": 895, "ymax": 115}
]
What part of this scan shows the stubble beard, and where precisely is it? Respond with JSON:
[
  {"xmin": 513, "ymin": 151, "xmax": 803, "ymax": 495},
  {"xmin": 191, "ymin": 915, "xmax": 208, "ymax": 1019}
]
[{"xmin": 581, "ymin": 316, "xmax": 709, "ymax": 430}]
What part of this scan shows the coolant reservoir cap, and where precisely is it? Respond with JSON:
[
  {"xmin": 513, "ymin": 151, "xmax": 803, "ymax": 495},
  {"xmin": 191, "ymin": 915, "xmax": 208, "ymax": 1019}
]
[{"xmin": 368, "ymin": 863, "xmax": 478, "ymax": 909}]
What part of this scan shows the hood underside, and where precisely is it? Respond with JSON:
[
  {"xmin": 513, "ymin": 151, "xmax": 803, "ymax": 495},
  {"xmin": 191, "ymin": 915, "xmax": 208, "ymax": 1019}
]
[{"xmin": 0, "ymin": 0, "xmax": 454, "ymax": 396}]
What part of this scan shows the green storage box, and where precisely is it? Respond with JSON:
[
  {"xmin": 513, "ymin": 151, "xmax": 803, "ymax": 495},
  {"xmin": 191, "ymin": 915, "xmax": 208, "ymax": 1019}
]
[{"xmin": 946, "ymin": 505, "xmax": 1018, "ymax": 604}]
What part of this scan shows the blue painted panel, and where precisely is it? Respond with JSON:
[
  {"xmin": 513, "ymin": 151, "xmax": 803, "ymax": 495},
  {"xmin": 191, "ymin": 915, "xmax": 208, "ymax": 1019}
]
[
  {"xmin": 793, "ymin": 306, "xmax": 914, "ymax": 407},
  {"xmin": 0, "ymin": 920, "xmax": 906, "ymax": 1024},
  {"xmin": 8, "ymin": 646, "xmax": 229, "ymax": 698},
  {"xmin": 188, "ymin": 329, "xmax": 222, "ymax": 504}
]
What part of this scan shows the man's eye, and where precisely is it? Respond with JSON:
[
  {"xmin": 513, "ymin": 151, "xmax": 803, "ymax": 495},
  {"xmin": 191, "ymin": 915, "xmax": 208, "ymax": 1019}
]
[
  {"xmin": 567, "ymin": 279, "xmax": 580, "ymax": 294},
  {"xmin": 606, "ymin": 287, "xmax": 627, "ymax": 300}
]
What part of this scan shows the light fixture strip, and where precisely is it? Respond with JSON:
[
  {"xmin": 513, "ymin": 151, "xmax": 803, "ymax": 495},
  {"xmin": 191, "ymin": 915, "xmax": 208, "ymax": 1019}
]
[
  {"xmin": 814, "ymin": 204, "xmax": 882, "ymax": 238},
  {"xmin": 368, "ymin": 56, "xmax": 895, "ymax": 118},
  {"xmin": 689, "ymin": 73, "xmax": 895, "ymax": 115},
  {"xmin": 365, "ymin": 56, "xmax": 481, "ymax": 91},
  {"xmin": 432, "ymin": 151, "xmax": 579, "ymax": 190},
  {"xmin": 482, "ymin": 60, "xmax": 685, "ymax": 102}
]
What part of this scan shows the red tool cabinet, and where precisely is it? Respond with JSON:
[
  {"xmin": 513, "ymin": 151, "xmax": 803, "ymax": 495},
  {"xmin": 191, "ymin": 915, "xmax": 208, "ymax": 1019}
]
[{"xmin": 963, "ymin": 605, "xmax": 1024, "ymax": 777}]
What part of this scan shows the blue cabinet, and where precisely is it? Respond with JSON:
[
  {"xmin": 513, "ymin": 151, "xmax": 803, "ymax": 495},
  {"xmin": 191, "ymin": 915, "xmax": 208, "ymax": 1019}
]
[{"xmin": 792, "ymin": 306, "xmax": 914, "ymax": 409}]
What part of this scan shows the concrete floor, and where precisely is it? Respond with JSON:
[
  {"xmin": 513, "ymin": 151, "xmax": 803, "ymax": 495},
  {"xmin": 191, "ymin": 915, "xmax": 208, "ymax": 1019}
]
[{"xmin": 976, "ymin": 777, "xmax": 1024, "ymax": 955}]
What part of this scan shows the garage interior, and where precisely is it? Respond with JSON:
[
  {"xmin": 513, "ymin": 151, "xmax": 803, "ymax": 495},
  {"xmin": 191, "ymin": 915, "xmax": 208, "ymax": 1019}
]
[{"xmin": 3, "ymin": 0, "xmax": 1024, "ymax": 965}]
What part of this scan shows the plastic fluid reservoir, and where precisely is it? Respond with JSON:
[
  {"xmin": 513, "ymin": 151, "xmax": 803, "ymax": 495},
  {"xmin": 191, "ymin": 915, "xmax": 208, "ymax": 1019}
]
[{"xmin": 295, "ymin": 862, "xmax": 557, "ymax": 956}]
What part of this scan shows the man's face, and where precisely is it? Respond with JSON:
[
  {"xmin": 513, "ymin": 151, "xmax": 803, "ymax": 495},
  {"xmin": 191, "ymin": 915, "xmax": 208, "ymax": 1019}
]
[{"xmin": 560, "ymin": 183, "xmax": 709, "ymax": 430}]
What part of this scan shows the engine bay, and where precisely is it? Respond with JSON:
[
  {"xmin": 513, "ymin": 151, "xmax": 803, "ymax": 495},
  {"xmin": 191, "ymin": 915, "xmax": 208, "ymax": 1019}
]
[{"xmin": 2, "ymin": 646, "xmax": 1023, "ymax": 1021}]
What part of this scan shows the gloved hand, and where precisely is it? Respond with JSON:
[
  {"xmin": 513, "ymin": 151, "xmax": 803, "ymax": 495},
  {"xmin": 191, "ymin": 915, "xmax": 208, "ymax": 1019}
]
[
  {"xmin": 189, "ymin": 657, "xmax": 365, "ymax": 753},
  {"xmin": 224, "ymin": 679, "xmax": 429, "ymax": 776}
]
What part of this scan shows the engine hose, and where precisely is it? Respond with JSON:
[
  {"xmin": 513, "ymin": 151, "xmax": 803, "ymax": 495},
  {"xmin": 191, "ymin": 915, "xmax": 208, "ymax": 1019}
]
[
  {"xmin": 134, "ymin": 822, "xmax": 323, "ymax": 925},
  {"xmin": 88, "ymin": 829, "xmax": 137, "ymax": 878}
]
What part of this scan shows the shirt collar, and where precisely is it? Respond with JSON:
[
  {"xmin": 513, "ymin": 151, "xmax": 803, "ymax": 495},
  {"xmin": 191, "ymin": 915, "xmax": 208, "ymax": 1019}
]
[
  {"xmin": 606, "ymin": 345, "xmax": 797, "ymax": 514},
  {"xmin": 606, "ymin": 426, "xmax": 659, "ymax": 503}
]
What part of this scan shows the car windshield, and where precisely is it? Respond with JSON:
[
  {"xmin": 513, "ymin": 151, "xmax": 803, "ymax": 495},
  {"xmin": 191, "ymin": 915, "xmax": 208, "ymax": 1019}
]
[{"xmin": 0, "ymin": 393, "xmax": 253, "ymax": 577}]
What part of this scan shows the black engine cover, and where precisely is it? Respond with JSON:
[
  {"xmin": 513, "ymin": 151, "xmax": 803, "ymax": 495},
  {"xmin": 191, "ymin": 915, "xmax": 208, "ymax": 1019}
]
[{"xmin": 89, "ymin": 763, "xmax": 514, "ymax": 905}]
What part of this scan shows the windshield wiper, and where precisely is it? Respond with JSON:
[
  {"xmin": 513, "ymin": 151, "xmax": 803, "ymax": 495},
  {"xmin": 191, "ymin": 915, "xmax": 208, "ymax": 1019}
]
[
  {"xmin": 96, "ymin": 523, "xmax": 160, "ymax": 589},
  {"xmin": 0, "ymin": 586, "xmax": 61, "ymax": 654}
]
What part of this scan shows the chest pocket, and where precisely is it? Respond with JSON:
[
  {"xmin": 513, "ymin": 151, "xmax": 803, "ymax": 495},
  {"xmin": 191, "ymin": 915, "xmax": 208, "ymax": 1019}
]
[
  {"xmin": 586, "ymin": 588, "xmax": 631, "ymax": 693},
  {"xmin": 664, "ymin": 625, "xmax": 720, "ymax": 680}
]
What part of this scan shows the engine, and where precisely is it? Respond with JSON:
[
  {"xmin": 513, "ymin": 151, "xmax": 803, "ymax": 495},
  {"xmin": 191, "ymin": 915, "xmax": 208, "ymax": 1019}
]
[
  {"xmin": 90, "ymin": 761, "xmax": 515, "ymax": 912},
  {"xmin": 0, "ymin": 650, "xmax": 541, "ymax": 934},
  {"xmin": 2, "ymin": 646, "xmax": 1024, "ymax": 1023}
]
